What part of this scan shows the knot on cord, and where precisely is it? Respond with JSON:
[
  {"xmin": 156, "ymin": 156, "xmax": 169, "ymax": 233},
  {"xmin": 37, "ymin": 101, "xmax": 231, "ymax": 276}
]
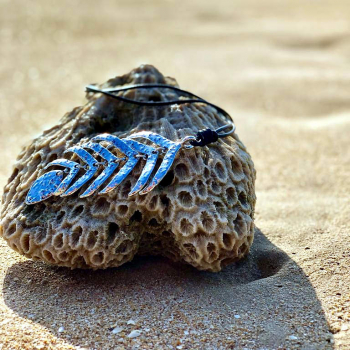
[{"xmin": 190, "ymin": 128, "xmax": 219, "ymax": 147}]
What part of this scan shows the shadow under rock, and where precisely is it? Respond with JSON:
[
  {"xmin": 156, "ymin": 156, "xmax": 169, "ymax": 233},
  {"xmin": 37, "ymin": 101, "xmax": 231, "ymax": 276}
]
[{"xmin": 3, "ymin": 229, "xmax": 333, "ymax": 349}]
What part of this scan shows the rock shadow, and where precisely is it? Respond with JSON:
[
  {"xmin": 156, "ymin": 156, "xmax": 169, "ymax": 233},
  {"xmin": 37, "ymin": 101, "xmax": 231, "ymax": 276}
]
[{"xmin": 3, "ymin": 229, "xmax": 333, "ymax": 349}]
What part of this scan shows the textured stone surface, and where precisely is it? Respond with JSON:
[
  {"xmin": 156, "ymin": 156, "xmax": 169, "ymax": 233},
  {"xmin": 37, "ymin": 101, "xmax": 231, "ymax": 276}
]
[{"xmin": 0, "ymin": 65, "xmax": 256, "ymax": 272}]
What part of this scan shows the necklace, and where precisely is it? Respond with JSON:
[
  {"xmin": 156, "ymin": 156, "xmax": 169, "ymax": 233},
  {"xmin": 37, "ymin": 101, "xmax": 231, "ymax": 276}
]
[{"xmin": 25, "ymin": 84, "xmax": 236, "ymax": 205}]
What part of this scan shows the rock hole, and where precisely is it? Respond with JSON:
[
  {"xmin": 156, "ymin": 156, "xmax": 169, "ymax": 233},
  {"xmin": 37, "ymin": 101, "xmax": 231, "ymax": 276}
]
[
  {"xmin": 193, "ymin": 229, "xmax": 207, "ymax": 240},
  {"xmin": 148, "ymin": 195, "xmax": 159, "ymax": 211},
  {"xmin": 188, "ymin": 154, "xmax": 200, "ymax": 172},
  {"xmin": 129, "ymin": 210, "xmax": 143, "ymax": 223},
  {"xmin": 160, "ymin": 194, "xmax": 169, "ymax": 206},
  {"xmin": 6, "ymin": 223, "xmax": 17, "ymax": 237},
  {"xmin": 23, "ymin": 203, "xmax": 46, "ymax": 223},
  {"xmin": 75, "ymin": 255, "xmax": 89, "ymax": 268},
  {"xmin": 160, "ymin": 170, "xmax": 174, "ymax": 187},
  {"xmin": 107, "ymin": 222, "xmax": 119, "ymax": 244},
  {"xmin": 196, "ymin": 180, "xmax": 207, "ymax": 198},
  {"xmin": 233, "ymin": 214, "xmax": 247, "ymax": 237},
  {"xmin": 53, "ymin": 233, "xmax": 64, "ymax": 249},
  {"xmin": 58, "ymin": 251, "xmax": 69, "ymax": 261},
  {"xmin": 56, "ymin": 211, "xmax": 66, "ymax": 224},
  {"xmin": 183, "ymin": 243, "xmax": 199, "ymax": 260},
  {"xmin": 207, "ymin": 242, "xmax": 218, "ymax": 260},
  {"xmin": 174, "ymin": 163, "xmax": 190, "ymax": 181},
  {"xmin": 238, "ymin": 191, "xmax": 248, "ymax": 207},
  {"xmin": 222, "ymin": 233, "xmax": 233, "ymax": 248},
  {"xmin": 92, "ymin": 252, "xmax": 104, "ymax": 265},
  {"xmin": 92, "ymin": 198, "xmax": 110, "ymax": 215},
  {"xmin": 214, "ymin": 201, "xmax": 226, "ymax": 219},
  {"xmin": 207, "ymin": 242, "xmax": 216, "ymax": 253},
  {"xmin": 47, "ymin": 153, "xmax": 58, "ymax": 163},
  {"xmin": 120, "ymin": 180, "xmax": 132, "ymax": 199},
  {"xmin": 115, "ymin": 240, "xmax": 131, "ymax": 254},
  {"xmin": 71, "ymin": 226, "xmax": 83, "ymax": 247},
  {"xmin": 162, "ymin": 231, "xmax": 171, "ymax": 237},
  {"xmin": 148, "ymin": 218, "xmax": 160, "ymax": 227},
  {"xmin": 200, "ymin": 211, "xmax": 215, "ymax": 233},
  {"xmin": 204, "ymin": 167, "xmax": 210, "ymax": 179},
  {"xmin": 214, "ymin": 161, "xmax": 227, "ymax": 182},
  {"xmin": 226, "ymin": 187, "xmax": 238, "ymax": 206},
  {"xmin": 178, "ymin": 191, "xmax": 193, "ymax": 208},
  {"xmin": 86, "ymin": 231, "xmax": 99, "ymax": 249},
  {"xmin": 209, "ymin": 180, "xmax": 221, "ymax": 194},
  {"xmin": 117, "ymin": 205, "xmax": 128, "ymax": 216},
  {"xmin": 162, "ymin": 196, "xmax": 172, "ymax": 220},
  {"xmin": 180, "ymin": 218, "xmax": 194, "ymax": 236},
  {"xmin": 35, "ymin": 229, "xmax": 47, "ymax": 244},
  {"xmin": 43, "ymin": 250, "xmax": 55, "ymax": 263},
  {"xmin": 230, "ymin": 156, "xmax": 243, "ymax": 178},
  {"xmin": 72, "ymin": 205, "xmax": 84, "ymax": 217},
  {"xmin": 21, "ymin": 234, "xmax": 30, "ymax": 253},
  {"xmin": 135, "ymin": 194, "xmax": 147, "ymax": 205}
]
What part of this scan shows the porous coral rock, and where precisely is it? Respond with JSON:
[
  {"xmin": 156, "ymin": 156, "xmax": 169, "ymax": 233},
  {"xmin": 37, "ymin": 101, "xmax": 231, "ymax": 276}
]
[{"xmin": 0, "ymin": 65, "xmax": 256, "ymax": 272}]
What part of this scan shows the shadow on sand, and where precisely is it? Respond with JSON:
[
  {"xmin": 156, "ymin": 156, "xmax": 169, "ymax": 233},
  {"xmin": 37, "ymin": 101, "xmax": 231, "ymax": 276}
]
[{"xmin": 3, "ymin": 229, "xmax": 333, "ymax": 349}]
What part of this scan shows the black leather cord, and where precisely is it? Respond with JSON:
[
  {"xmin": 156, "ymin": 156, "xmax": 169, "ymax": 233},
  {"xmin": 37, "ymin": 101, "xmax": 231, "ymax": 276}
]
[
  {"xmin": 86, "ymin": 83, "xmax": 236, "ymax": 146},
  {"xmin": 86, "ymin": 84, "xmax": 233, "ymax": 123}
]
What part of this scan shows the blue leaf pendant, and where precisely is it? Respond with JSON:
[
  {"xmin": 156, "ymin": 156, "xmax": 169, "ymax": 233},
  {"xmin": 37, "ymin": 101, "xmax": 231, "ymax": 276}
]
[
  {"xmin": 25, "ymin": 132, "xmax": 196, "ymax": 205},
  {"xmin": 26, "ymin": 170, "xmax": 64, "ymax": 204}
]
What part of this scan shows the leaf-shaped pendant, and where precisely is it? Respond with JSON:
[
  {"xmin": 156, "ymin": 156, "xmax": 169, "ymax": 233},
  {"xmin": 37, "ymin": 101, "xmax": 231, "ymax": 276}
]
[
  {"xmin": 25, "ymin": 132, "xmax": 196, "ymax": 205},
  {"xmin": 26, "ymin": 170, "xmax": 64, "ymax": 204}
]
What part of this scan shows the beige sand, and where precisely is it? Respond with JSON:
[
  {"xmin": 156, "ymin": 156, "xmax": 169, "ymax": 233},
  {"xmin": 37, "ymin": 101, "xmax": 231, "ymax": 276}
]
[{"xmin": 0, "ymin": 0, "xmax": 349, "ymax": 349}]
